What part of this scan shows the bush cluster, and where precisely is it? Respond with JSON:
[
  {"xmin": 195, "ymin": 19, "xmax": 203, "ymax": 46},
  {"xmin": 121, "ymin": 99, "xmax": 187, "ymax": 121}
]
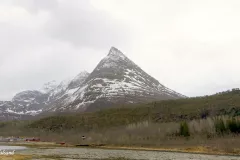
[{"xmin": 214, "ymin": 117, "xmax": 240, "ymax": 134}]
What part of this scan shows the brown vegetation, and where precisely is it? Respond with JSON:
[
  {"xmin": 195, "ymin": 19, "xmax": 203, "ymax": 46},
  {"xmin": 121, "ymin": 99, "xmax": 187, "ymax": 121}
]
[{"xmin": 0, "ymin": 89, "xmax": 240, "ymax": 155}]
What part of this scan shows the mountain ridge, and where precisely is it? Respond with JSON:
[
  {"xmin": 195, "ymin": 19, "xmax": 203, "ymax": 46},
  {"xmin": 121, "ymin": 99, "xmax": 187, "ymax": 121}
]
[{"xmin": 0, "ymin": 47, "xmax": 186, "ymax": 120}]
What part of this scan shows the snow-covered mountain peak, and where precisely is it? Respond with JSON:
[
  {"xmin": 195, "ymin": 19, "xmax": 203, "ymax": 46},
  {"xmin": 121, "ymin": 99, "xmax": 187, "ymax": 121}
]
[
  {"xmin": 56, "ymin": 47, "xmax": 186, "ymax": 112},
  {"xmin": 95, "ymin": 47, "xmax": 130, "ymax": 70},
  {"xmin": 107, "ymin": 47, "xmax": 127, "ymax": 61}
]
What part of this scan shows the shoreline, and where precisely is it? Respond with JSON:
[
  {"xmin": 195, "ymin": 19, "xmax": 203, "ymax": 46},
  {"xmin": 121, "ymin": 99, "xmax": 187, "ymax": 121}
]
[
  {"xmin": 1, "ymin": 142, "xmax": 240, "ymax": 157},
  {"xmin": 95, "ymin": 145, "xmax": 240, "ymax": 157}
]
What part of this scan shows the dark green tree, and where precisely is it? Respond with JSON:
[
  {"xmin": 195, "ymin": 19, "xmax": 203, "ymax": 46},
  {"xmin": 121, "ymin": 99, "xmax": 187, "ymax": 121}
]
[
  {"xmin": 179, "ymin": 121, "xmax": 190, "ymax": 137},
  {"xmin": 215, "ymin": 118, "xmax": 227, "ymax": 134}
]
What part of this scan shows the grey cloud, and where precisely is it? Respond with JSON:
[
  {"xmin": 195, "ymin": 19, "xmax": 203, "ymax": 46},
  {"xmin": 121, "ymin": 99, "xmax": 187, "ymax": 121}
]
[
  {"xmin": 43, "ymin": 1, "xmax": 131, "ymax": 49},
  {"xmin": 1, "ymin": 0, "xmax": 239, "ymax": 100},
  {"xmin": 0, "ymin": 0, "xmax": 132, "ymax": 100},
  {"xmin": 13, "ymin": 0, "xmax": 58, "ymax": 13}
]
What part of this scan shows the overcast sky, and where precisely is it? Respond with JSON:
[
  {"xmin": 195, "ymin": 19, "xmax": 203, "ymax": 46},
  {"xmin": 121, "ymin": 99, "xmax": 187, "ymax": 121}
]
[{"xmin": 1, "ymin": 0, "xmax": 240, "ymax": 100}]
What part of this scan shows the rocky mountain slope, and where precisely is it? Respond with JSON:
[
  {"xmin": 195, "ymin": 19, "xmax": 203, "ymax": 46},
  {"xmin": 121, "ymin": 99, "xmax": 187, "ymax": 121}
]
[
  {"xmin": 0, "ymin": 47, "xmax": 186, "ymax": 120},
  {"xmin": 48, "ymin": 47, "xmax": 186, "ymax": 112}
]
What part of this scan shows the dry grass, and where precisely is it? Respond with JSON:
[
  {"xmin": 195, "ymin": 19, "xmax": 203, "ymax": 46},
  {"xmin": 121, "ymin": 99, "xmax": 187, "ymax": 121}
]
[
  {"xmin": 69, "ymin": 117, "xmax": 240, "ymax": 155},
  {"xmin": 31, "ymin": 116, "xmax": 240, "ymax": 151},
  {"xmin": 99, "ymin": 145, "xmax": 240, "ymax": 156},
  {"xmin": 0, "ymin": 154, "xmax": 32, "ymax": 160},
  {"xmin": 100, "ymin": 158, "xmax": 134, "ymax": 160},
  {"xmin": 1, "ymin": 116, "xmax": 240, "ymax": 155}
]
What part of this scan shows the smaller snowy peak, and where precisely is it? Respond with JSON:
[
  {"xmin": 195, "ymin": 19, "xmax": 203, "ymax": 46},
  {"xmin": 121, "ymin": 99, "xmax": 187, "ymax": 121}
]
[
  {"xmin": 68, "ymin": 71, "xmax": 90, "ymax": 89},
  {"xmin": 42, "ymin": 71, "xmax": 90, "ymax": 109},
  {"xmin": 54, "ymin": 71, "xmax": 89, "ymax": 92},
  {"xmin": 50, "ymin": 78, "xmax": 72, "ymax": 96},
  {"xmin": 59, "ymin": 78, "xmax": 72, "ymax": 88},
  {"xmin": 12, "ymin": 90, "xmax": 43, "ymax": 102},
  {"xmin": 72, "ymin": 71, "xmax": 89, "ymax": 82},
  {"xmin": 41, "ymin": 80, "xmax": 58, "ymax": 93}
]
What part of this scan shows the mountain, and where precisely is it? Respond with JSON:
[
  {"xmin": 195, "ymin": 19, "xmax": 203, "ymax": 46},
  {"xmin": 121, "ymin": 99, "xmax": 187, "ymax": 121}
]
[
  {"xmin": 45, "ymin": 47, "xmax": 186, "ymax": 112},
  {"xmin": 0, "ymin": 90, "xmax": 48, "ymax": 120},
  {"xmin": 0, "ymin": 71, "xmax": 90, "ymax": 119},
  {"xmin": 44, "ymin": 71, "xmax": 90, "ymax": 112},
  {"xmin": 0, "ymin": 47, "xmax": 185, "ymax": 120},
  {"xmin": 0, "ymin": 90, "xmax": 47, "ymax": 115}
]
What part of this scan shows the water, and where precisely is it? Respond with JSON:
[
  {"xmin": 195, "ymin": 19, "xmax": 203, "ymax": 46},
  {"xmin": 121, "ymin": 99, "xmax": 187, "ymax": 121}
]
[
  {"xmin": 0, "ymin": 145, "xmax": 26, "ymax": 150},
  {"xmin": 17, "ymin": 147, "xmax": 240, "ymax": 160}
]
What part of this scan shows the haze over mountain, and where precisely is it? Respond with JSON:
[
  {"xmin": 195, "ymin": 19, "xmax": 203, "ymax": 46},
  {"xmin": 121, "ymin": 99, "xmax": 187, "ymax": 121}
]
[{"xmin": 0, "ymin": 47, "xmax": 185, "ymax": 120}]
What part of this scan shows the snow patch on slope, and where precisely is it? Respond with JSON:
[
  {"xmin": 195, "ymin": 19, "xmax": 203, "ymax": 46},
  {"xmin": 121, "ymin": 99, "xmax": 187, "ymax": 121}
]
[{"xmin": 6, "ymin": 108, "xmax": 42, "ymax": 116}]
